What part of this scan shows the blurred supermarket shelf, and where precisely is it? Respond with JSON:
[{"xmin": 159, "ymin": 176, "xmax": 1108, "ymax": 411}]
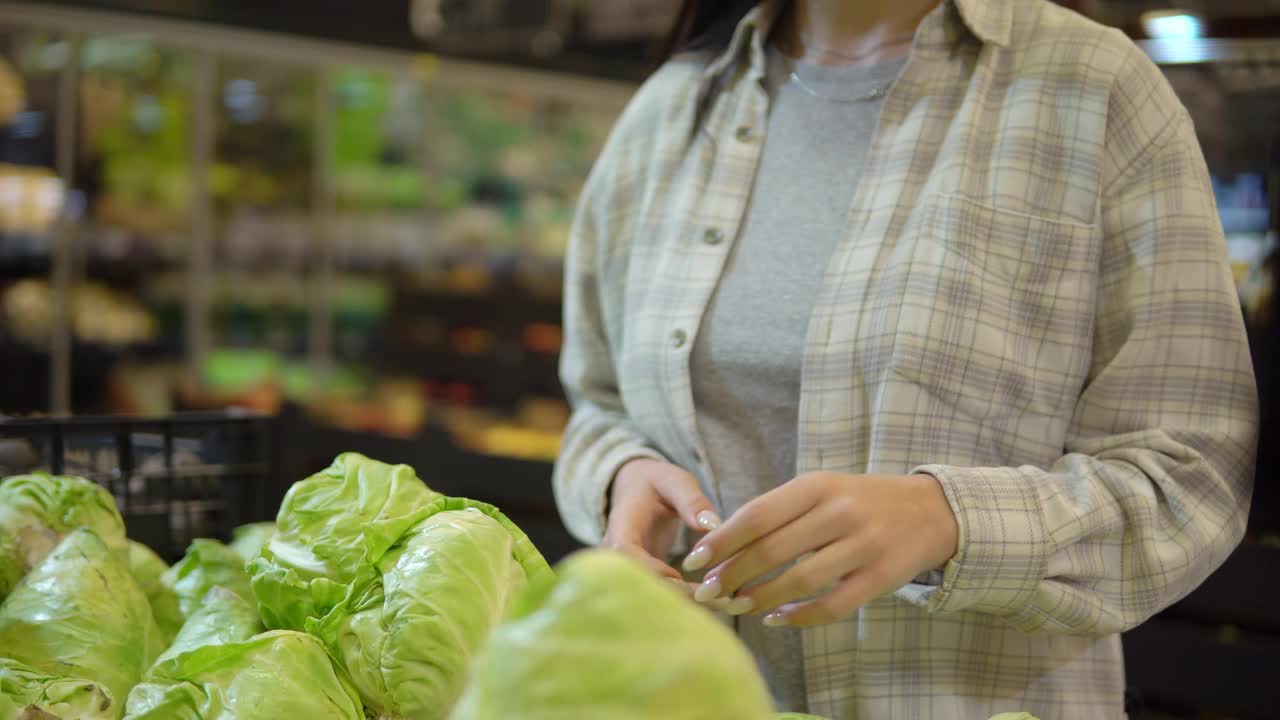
[{"xmin": 0, "ymin": 1, "xmax": 638, "ymax": 108}]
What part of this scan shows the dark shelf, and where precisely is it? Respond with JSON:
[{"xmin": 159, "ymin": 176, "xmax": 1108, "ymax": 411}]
[
  {"xmin": 393, "ymin": 286, "xmax": 561, "ymax": 326},
  {"xmin": 0, "ymin": 253, "xmax": 183, "ymax": 286},
  {"xmin": 382, "ymin": 349, "xmax": 517, "ymax": 384},
  {"xmin": 39, "ymin": 0, "xmax": 657, "ymax": 83},
  {"xmin": 0, "ymin": 338, "xmax": 182, "ymax": 414}
]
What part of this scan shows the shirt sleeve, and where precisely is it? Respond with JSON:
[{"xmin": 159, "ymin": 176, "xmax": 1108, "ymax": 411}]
[
  {"xmin": 552, "ymin": 119, "xmax": 666, "ymax": 546},
  {"xmin": 902, "ymin": 107, "xmax": 1258, "ymax": 636}
]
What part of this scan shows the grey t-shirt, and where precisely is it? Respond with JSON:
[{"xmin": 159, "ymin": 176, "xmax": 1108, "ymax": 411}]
[{"xmin": 689, "ymin": 46, "xmax": 907, "ymax": 712}]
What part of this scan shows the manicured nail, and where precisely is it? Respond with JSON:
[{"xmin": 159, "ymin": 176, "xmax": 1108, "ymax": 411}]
[
  {"xmin": 726, "ymin": 596, "xmax": 754, "ymax": 615},
  {"xmin": 682, "ymin": 544, "xmax": 711, "ymax": 572},
  {"xmin": 694, "ymin": 577, "xmax": 721, "ymax": 603},
  {"xmin": 696, "ymin": 510, "xmax": 722, "ymax": 531},
  {"xmin": 709, "ymin": 596, "xmax": 732, "ymax": 611},
  {"xmin": 763, "ymin": 611, "xmax": 790, "ymax": 627},
  {"xmin": 666, "ymin": 577, "xmax": 692, "ymax": 595}
]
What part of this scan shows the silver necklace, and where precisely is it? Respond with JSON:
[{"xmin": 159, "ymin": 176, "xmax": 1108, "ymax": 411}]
[
  {"xmin": 788, "ymin": 71, "xmax": 889, "ymax": 103},
  {"xmin": 778, "ymin": 29, "xmax": 911, "ymax": 104}
]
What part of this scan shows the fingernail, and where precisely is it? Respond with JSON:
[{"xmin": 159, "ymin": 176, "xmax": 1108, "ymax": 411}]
[
  {"xmin": 726, "ymin": 596, "xmax": 754, "ymax": 615},
  {"xmin": 694, "ymin": 577, "xmax": 721, "ymax": 603},
  {"xmin": 682, "ymin": 544, "xmax": 711, "ymax": 572},
  {"xmin": 666, "ymin": 577, "xmax": 692, "ymax": 595},
  {"xmin": 696, "ymin": 510, "xmax": 722, "ymax": 531},
  {"xmin": 709, "ymin": 596, "xmax": 732, "ymax": 611},
  {"xmin": 763, "ymin": 611, "xmax": 789, "ymax": 627}
]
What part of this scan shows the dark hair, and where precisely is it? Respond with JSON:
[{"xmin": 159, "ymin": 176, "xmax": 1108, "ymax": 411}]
[{"xmin": 658, "ymin": 0, "xmax": 760, "ymax": 62}]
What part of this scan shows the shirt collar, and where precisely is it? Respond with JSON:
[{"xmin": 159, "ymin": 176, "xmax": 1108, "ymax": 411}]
[{"xmin": 700, "ymin": 0, "xmax": 1014, "ymax": 83}]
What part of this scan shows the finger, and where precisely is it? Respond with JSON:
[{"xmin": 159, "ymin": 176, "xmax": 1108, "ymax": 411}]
[
  {"xmin": 761, "ymin": 566, "xmax": 891, "ymax": 629},
  {"xmin": 649, "ymin": 466, "xmax": 722, "ymax": 534},
  {"xmin": 701, "ymin": 503, "xmax": 846, "ymax": 601},
  {"xmin": 683, "ymin": 476, "xmax": 823, "ymax": 573},
  {"xmin": 606, "ymin": 541, "xmax": 683, "ymax": 581},
  {"xmin": 729, "ymin": 537, "xmax": 866, "ymax": 616},
  {"xmin": 668, "ymin": 579, "xmax": 699, "ymax": 598}
]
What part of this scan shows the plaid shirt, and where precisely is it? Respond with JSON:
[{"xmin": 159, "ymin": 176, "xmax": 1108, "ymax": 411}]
[{"xmin": 553, "ymin": 0, "xmax": 1258, "ymax": 717}]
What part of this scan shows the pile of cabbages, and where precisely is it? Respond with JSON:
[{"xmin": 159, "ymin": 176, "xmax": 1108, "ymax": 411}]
[
  {"xmin": 0, "ymin": 452, "xmax": 811, "ymax": 720},
  {"xmin": 0, "ymin": 452, "xmax": 1039, "ymax": 720}
]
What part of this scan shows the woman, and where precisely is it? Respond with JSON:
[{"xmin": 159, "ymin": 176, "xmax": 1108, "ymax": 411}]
[{"xmin": 553, "ymin": 0, "xmax": 1258, "ymax": 717}]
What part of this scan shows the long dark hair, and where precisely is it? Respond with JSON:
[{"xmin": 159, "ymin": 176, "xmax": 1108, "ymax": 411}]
[{"xmin": 658, "ymin": 0, "xmax": 760, "ymax": 62}]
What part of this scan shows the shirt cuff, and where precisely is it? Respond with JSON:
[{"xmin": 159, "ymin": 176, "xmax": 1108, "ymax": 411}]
[
  {"xmin": 908, "ymin": 463, "xmax": 1050, "ymax": 623},
  {"xmin": 582, "ymin": 444, "xmax": 667, "ymax": 543}
]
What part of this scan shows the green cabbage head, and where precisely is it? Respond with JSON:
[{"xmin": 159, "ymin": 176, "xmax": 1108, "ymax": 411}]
[
  {"xmin": 161, "ymin": 539, "xmax": 253, "ymax": 619},
  {"xmin": 121, "ymin": 629, "xmax": 364, "ymax": 719},
  {"xmin": 0, "ymin": 658, "xmax": 116, "ymax": 720},
  {"xmin": 248, "ymin": 452, "xmax": 443, "ymax": 632},
  {"xmin": 0, "ymin": 532, "xmax": 19, "ymax": 605},
  {"xmin": 227, "ymin": 522, "xmax": 275, "ymax": 563},
  {"xmin": 0, "ymin": 474, "xmax": 127, "ymax": 599},
  {"xmin": 0, "ymin": 529, "xmax": 165, "ymax": 718},
  {"xmin": 127, "ymin": 540, "xmax": 184, "ymax": 643},
  {"xmin": 449, "ymin": 549, "xmax": 775, "ymax": 720},
  {"xmin": 319, "ymin": 501, "xmax": 553, "ymax": 719},
  {"xmin": 146, "ymin": 587, "xmax": 263, "ymax": 680}
]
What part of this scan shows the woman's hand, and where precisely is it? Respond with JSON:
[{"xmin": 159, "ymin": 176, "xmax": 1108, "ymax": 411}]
[
  {"xmin": 604, "ymin": 458, "xmax": 722, "ymax": 593},
  {"xmin": 681, "ymin": 472, "xmax": 958, "ymax": 627}
]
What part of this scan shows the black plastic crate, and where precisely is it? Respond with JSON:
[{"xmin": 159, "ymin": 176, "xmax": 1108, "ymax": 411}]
[{"xmin": 0, "ymin": 411, "xmax": 278, "ymax": 561}]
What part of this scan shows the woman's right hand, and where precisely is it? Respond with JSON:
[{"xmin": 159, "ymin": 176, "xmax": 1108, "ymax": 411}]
[{"xmin": 604, "ymin": 458, "xmax": 721, "ymax": 593}]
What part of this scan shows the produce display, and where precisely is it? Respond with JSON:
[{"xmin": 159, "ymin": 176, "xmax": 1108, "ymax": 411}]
[
  {"xmin": 0, "ymin": 457, "xmax": 1044, "ymax": 720},
  {"xmin": 0, "ymin": 280, "xmax": 158, "ymax": 349}
]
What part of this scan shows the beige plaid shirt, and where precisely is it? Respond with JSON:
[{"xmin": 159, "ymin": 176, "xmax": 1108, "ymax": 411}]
[{"xmin": 553, "ymin": 0, "xmax": 1258, "ymax": 717}]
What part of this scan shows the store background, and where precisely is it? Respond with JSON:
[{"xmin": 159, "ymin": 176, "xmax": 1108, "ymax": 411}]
[{"xmin": 0, "ymin": 0, "xmax": 1274, "ymax": 717}]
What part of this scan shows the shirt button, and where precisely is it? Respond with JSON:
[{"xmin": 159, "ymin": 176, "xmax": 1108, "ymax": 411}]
[
  {"xmin": 702, "ymin": 227, "xmax": 724, "ymax": 246},
  {"xmin": 734, "ymin": 125, "xmax": 754, "ymax": 142},
  {"xmin": 671, "ymin": 329, "xmax": 688, "ymax": 349}
]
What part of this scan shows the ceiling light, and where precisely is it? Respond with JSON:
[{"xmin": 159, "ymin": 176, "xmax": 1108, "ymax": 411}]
[{"xmin": 1141, "ymin": 10, "xmax": 1206, "ymax": 40}]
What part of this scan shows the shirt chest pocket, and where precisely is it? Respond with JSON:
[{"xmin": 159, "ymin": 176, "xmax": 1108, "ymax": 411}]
[{"xmin": 883, "ymin": 193, "xmax": 1100, "ymax": 423}]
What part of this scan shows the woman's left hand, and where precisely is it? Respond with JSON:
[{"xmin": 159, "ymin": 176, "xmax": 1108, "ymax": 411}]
[{"xmin": 681, "ymin": 472, "xmax": 959, "ymax": 628}]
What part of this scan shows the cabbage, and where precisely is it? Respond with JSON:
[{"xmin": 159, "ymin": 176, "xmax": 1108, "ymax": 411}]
[
  {"xmin": 249, "ymin": 454, "xmax": 550, "ymax": 719},
  {"xmin": 0, "ymin": 529, "xmax": 165, "ymax": 718},
  {"xmin": 450, "ymin": 549, "xmax": 775, "ymax": 720},
  {"xmin": 0, "ymin": 532, "xmax": 19, "ymax": 604},
  {"xmin": 147, "ymin": 587, "xmax": 263, "ymax": 679},
  {"xmin": 0, "ymin": 658, "xmax": 116, "ymax": 720},
  {"xmin": 0, "ymin": 474, "xmax": 127, "ymax": 599},
  {"xmin": 161, "ymin": 539, "xmax": 253, "ymax": 619},
  {"xmin": 228, "ymin": 522, "xmax": 275, "ymax": 563},
  {"xmin": 121, "ymin": 631, "xmax": 364, "ymax": 719},
  {"xmin": 248, "ymin": 452, "xmax": 443, "ymax": 632},
  {"xmin": 324, "ymin": 503, "xmax": 553, "ymax": 719},
  {"xmin": 124, "ymin": 584, "xmax": 361, "ymax": 719},
  {"xmin": 127, "ymin": 540, "xmax": 183, "ymax": 643}
]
